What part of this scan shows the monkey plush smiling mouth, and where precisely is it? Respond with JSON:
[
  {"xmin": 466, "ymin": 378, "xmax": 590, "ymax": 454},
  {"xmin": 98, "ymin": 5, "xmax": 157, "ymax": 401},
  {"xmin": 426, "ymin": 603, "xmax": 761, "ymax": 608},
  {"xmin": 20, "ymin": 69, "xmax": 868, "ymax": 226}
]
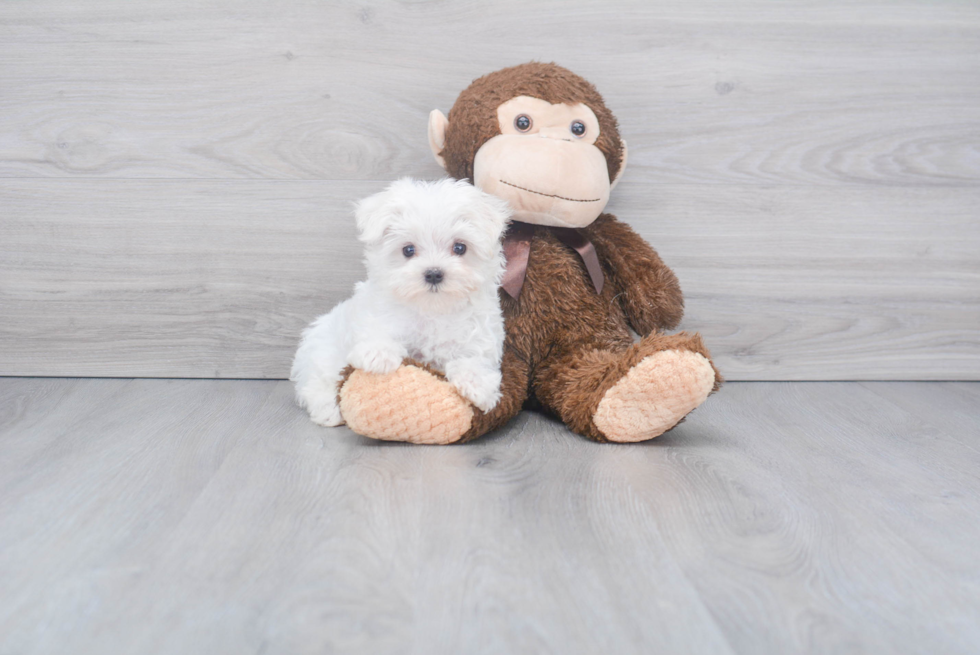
[
  {"xmin": 339, "ymin": 62, "xmax": 721, "ymax": 446},
  {"xmin": 496, "ymin": 180, "xmax": 601, "ymax": 204}
]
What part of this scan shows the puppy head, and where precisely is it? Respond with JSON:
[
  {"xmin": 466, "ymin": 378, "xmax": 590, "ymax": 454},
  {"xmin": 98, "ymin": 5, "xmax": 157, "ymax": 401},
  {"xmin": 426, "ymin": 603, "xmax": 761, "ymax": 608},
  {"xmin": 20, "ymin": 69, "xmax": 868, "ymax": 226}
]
[{"xmin": 354, "ymin": 178, "xmax": 512, "ymax": 313}]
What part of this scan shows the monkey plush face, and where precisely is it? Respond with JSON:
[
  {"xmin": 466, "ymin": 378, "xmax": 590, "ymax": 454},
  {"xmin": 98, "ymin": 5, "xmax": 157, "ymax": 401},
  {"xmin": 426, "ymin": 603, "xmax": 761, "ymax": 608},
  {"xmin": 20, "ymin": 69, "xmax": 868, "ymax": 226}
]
[
  {"xmin": 428, "ymin": 62, "xmax": 628, "ymax": 229},
  {"xmin": 471, "ymin": 96, "xmax": 611, "ymax": 228}
]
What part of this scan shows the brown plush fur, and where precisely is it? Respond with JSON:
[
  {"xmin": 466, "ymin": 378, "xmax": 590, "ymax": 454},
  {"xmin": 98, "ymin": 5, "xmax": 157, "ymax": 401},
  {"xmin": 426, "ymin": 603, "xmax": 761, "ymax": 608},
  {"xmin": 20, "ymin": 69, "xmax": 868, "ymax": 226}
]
[
  {"xmin": 457, "ymin": 217, "xmax": 721, "ymax": 443},
  {"xmin": 340, "ymin": 62, "xmax": 721, "ymax": 443},
  {"xmin": 441, "ymin": 62, "xmax": 625, "ymax": 184}
]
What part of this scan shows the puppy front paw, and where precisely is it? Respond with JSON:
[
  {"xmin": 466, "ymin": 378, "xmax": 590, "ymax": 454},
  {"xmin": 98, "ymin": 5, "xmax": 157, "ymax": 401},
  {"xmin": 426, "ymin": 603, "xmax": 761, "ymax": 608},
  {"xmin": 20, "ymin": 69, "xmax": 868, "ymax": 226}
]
[
  {"xmin": 310, "ymin": 404, "xmax": 345, "ymax": 427},
  {"xmin": 445, "ymin": 359, "xmax": 502, "ymax": 413},
  {"xmin": 348, "ymin": 341, "xmax": 407, "ymax": 375},
  {"xmin": 296, "ymin": 379, "xmax": 345, "ymax": 427}
]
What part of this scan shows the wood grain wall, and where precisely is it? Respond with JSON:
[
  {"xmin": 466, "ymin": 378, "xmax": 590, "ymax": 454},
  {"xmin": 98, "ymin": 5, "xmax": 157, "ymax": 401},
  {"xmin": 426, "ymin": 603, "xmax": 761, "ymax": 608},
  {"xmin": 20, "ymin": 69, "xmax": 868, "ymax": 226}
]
[{"xmin": 1, "ymin": 1, "xmax": 978, "ymax": 379}]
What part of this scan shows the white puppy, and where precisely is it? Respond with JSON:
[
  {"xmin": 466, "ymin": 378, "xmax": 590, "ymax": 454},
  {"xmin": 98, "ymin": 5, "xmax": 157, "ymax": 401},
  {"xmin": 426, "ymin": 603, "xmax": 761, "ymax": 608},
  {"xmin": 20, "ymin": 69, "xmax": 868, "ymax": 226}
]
[{"xmin": 291, "ymin": 178, "xmax": 512, "ymax": 427}]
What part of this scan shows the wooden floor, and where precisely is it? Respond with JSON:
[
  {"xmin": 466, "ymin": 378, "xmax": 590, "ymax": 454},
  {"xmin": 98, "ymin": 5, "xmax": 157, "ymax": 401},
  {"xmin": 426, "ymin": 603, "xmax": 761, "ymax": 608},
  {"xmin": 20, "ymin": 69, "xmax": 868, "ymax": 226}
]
[
  {"xmin": 3, "ymin": 3, "xmax": 977, "ymax": 652},
  {"xmin": 1, "ymin": 379, "xmax": 978, "ymax": 654}
]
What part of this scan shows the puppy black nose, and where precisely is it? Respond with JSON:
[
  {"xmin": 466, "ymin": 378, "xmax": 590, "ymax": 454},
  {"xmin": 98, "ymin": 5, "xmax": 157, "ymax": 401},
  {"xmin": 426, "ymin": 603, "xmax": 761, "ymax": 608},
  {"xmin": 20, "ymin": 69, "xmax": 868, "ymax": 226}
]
[{"xmin": 424, "ymin": 268, "xmax": 444, "ymax": 285}]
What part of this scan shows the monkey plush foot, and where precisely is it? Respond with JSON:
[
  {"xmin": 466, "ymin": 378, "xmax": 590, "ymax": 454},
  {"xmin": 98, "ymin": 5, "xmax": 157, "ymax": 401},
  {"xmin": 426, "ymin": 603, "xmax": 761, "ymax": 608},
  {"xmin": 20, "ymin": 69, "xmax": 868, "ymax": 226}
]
[
  {"xmin": 593, "ymin": 349, "xmax": 716, "ymax": 442},
  {"xmin": 339, "ymin": 365, "xmax": 473, "ymax": 445}
]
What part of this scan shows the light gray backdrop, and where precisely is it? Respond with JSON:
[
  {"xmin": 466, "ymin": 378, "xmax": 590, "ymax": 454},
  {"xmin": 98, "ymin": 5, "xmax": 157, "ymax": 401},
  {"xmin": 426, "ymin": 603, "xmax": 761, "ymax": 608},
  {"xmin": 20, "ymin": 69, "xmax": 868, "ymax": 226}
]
[{"xmin": 2, "ymin": 0, "xmax": 978, "ymax": 379}]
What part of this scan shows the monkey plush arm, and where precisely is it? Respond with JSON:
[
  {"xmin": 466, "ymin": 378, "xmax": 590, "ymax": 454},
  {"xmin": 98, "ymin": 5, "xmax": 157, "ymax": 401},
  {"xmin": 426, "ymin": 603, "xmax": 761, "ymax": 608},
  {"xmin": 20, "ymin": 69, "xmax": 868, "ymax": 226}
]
[{"xmin": 584, "ymin": 213, "xmax": 684, "ymax": 335}]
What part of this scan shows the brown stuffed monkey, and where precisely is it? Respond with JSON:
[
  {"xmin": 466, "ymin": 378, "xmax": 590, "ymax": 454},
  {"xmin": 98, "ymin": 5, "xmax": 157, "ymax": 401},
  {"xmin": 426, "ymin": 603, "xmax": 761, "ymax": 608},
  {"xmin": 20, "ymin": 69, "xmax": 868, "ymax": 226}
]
[{"xmin": 338, "ymin": 62, "xmax": 721, "ymax": 444}]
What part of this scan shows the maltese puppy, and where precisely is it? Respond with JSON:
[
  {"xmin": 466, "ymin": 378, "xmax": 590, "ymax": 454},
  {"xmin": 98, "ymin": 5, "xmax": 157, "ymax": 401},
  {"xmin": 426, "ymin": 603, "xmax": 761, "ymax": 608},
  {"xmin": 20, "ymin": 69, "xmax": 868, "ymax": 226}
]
[{"xmin": 291, "ymin": 178, "xmax": 512, "ymax": 427}]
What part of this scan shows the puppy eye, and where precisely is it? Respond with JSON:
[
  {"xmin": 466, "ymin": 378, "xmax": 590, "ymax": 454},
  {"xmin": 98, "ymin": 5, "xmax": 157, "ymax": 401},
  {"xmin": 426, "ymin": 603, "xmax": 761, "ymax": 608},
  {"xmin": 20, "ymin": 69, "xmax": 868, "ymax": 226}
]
[
  {"xmin": 514, "ymin": 114, "xmax": 532, "ymax": 132},
  {"xmin": 452, "ymin": 242, "xmax": 467, "ymax": 256},
  {"xmin": 402, "ymin": 245, "xmax": 415, "ymax": 258},
  {"xmin": 570, "ymin": 120, "xmax": 586, "ymax": 137}
]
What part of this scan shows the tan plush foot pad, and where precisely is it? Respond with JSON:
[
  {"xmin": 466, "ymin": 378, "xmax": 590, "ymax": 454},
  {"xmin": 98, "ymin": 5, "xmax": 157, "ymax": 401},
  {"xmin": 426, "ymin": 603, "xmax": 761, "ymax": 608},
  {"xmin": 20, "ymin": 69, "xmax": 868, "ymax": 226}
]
[
  {"xmin": 593, "ymin": 350, "xmax": 716, "ymax": 443},
  {"xmin": 339, "ymin": 365, "xmax": 473, "ymax": 445}
]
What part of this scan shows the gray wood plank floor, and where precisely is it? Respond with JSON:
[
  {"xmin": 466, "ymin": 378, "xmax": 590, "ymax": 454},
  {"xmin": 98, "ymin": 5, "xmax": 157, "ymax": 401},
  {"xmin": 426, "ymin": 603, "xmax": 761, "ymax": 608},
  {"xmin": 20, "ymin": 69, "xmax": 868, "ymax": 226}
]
[{"xmin": 1, "ymin": 379, "xmax": 978, "ymax": 654}]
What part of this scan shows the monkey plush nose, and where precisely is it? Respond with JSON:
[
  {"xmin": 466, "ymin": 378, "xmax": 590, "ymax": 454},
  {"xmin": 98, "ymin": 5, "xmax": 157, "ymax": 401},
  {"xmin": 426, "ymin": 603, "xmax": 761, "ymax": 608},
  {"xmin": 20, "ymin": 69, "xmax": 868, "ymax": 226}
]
[{"xmin": 424, "ymin": 268, "xmax": 444, "ymax": 285}]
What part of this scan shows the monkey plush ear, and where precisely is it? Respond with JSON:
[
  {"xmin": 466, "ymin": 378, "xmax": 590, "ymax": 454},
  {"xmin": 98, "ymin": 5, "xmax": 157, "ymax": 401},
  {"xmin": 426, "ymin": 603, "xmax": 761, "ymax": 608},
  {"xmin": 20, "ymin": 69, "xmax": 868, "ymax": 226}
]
[
  {"xmin": 610, "ymin": 139, "xmax": 628, "ymax": 190},
  {"xmin": 428, "ymin": 109, "xmax": 449, "ymax": 171}
]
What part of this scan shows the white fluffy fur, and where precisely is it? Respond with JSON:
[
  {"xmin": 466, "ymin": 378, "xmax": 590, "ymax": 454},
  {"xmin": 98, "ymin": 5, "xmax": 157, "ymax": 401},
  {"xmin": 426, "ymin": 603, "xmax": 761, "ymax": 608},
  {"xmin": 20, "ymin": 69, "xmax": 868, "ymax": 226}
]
[{"xmin": 291, "ymin": 178, "xmax": 512, "ymax": 427}]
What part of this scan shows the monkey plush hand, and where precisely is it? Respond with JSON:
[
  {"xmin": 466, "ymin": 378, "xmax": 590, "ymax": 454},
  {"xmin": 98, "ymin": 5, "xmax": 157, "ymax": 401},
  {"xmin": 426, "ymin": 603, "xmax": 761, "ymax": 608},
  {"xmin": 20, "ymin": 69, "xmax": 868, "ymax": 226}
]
[{"xmin": 338, "ymin": 62, "xmax": 721, "ymax": 444}]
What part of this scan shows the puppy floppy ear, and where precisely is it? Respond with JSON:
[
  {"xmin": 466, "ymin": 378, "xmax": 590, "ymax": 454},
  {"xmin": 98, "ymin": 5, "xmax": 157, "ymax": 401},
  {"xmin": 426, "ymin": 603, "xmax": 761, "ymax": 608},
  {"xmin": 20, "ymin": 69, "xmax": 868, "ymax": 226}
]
[
  {"xmin": 452, "ymin": 182, "xmax": 513, "ymax": 259},
  {"xmin": 354, "ymin": 186, "xmax": 396, "ymax": 244},
  {"xmin": 472, "ymin": 187, "xmax": 513, "ymax": 242}
]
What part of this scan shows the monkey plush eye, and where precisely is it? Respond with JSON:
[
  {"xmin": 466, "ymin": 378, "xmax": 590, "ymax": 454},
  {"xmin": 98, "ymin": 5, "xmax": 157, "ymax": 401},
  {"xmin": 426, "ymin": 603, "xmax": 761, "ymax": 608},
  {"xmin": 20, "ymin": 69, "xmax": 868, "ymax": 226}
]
[
  {"xmin": 452, "ymin": 242, "xmax": 467, "ymax": 256},
  {"xmin": 402, "ymin": 245, "xmax": 415, "ymax": 258},
  {"xmin": 514, "ymin": 114, "xmax": 532, "ymax": 132},
  {"xmin": 570, "ymin": 120, "xmax": 586, "ymax": 137}
]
